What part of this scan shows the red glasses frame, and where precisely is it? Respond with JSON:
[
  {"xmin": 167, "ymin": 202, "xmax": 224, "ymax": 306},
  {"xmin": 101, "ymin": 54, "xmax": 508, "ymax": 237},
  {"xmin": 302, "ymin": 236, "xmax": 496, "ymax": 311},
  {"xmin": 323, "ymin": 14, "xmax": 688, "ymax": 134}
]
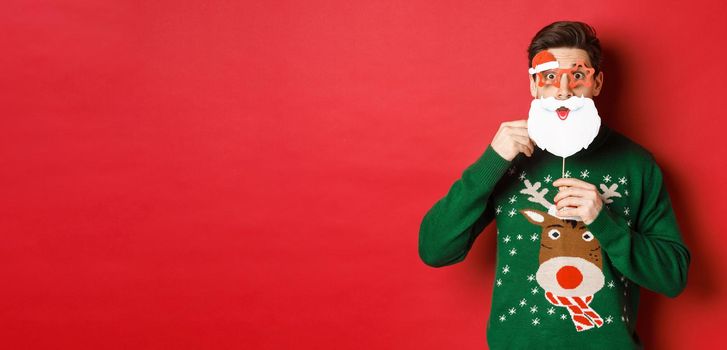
[{"xmin": 536, "ymin": 60, "xmax": 595, "ymax": 89}]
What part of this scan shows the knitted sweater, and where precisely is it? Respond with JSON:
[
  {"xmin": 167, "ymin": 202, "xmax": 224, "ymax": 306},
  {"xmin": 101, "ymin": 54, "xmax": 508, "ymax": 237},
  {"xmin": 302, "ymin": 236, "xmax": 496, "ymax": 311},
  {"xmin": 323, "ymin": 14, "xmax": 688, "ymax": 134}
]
[{"xmin": 418, "ymin": 124, "xmax": 690, "ymax": 349}]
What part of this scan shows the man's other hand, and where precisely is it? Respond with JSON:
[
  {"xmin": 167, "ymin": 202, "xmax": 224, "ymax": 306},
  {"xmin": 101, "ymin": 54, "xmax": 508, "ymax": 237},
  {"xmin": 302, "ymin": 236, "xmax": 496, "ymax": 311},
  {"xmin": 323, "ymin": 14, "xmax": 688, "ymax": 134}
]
[
  {"xmin": 552, "ymin": 177, "xmax": 604, "ymax": 225},
  {"xmin": 491, "ymin": 120, "xmax": 535, "ymax": 161}
]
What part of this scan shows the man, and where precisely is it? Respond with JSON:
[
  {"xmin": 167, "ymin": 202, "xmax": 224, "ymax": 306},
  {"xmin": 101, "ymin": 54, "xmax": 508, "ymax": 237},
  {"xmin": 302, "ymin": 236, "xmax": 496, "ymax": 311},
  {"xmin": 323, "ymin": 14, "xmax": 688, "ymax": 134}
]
[{"xmin": 418, "ymin": 21, "xmax": 690, "ymax": 349}]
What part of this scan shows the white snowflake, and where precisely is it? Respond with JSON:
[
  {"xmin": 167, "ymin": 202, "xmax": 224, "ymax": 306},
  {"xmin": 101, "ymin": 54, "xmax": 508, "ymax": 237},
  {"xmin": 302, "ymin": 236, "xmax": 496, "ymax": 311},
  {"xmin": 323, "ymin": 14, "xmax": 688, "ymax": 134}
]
[
  {"xmin": 563, "ymin": 170, "xmax": 571, "ymax": 178},
  {"xmin": 496, "ymin": 279, "xmax": 502, "ymax": 287},
  {"xmin": 560, "ymin": 314, "xmax": 568, "ymax": 320},
  {"xmin": 607, "ymin": 281, "xmax": 615, "ymax": 289},
  {"xmin": 624, "ymin": 207, "xmax": 630, "ymax": 216},
  {"xmin": 508, "ymin": 307, "xmax": 517, "ymax": 315},
  {"xmin": 532, "ymin": 318, "xmax": 540, "ymax": 326},
  {"xmin": 605, "ymin": 315, "xmax": 614, "ymax": 324},
  {"xmin": 509, "ymin": 195, "xmax": 517, "ymax": 204},
  {"xmin": 516, "ymin": 234, "xmax": 523, "ymax": 240},
  {"xmin": 509, "ymin": 248, "xmax": 518, "ymax": 256},
  {"xmin": 547, "ymin": 307, "xmax": 556, "ymax": 315},
  {"xmin": 502, "ymin": 265, "xmax": 510, "ymax": 274},
  {"xmin": 624, "ymin": 189, "xmax": 629, "ymax": 196},
  {"xmin": 503, "ymin": 235, "xmax": 511, "ymax": 244},
  {"xmin": 627, "ymin": 220, "xmax": 632, "ymax": 227},
  {"xmin": 618, "ymin": 176, "xmax": 628, "ymax": 185},
  {"xmin": 603, "ymin": 174, "xmax": 612, "ymax": 183},
  {"xmin": 544, "ymin": 175, "xmax": 552, "ymax": 183},
  {"xmin": 496, "ymin": 206, "xmax": 502, "ymax": 214},
  {"xmin": 580, "ymin": 169, "xmax": 590, "ymax": 178},
  {"xmin": 508, "ymin": 209, "xmax": 517, "ymax": 217},
  {"xmin": 519, "ymin": 299, "xmax": 527, "ymax": 307},
  {"xmin": 499, "ymin": 315, "xmax": 507, "ymax": 322},
  {"xmin": 530, "ymin": 305, "xmax": 538, "ymax": 314},
  {"xmin": 527, "ymin": 274, "xmax": 535, "ymax": 282},
  {"xmin": 519, "ymin": 171, "xmax": 527, "ymax": 181},
  {"xmin": 530, "ymin": 287, "xmax": 539, "ymax": 295},
  {"xmin": 529, "ymin": 233, "xmax": 538, "ymax": 241}
]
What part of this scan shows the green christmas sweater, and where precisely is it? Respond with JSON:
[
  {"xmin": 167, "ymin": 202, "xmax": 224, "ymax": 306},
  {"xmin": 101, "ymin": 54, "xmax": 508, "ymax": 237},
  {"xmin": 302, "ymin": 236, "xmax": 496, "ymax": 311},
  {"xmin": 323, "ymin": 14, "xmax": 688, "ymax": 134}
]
[{"xmin": 418, "ymin": 124, "xmax": 690, "ymax": 349}]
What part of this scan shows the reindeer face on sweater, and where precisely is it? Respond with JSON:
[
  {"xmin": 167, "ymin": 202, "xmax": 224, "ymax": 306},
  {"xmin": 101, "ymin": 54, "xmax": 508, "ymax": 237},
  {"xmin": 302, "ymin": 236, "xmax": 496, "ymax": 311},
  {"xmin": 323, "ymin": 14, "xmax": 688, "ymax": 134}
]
[
  {"xmin": 521, "ymin": 209, "xmax": 605, "ymax": 298},
  {"xmin": 515, "ymin": 179, "xmax": 622, "ymax": 331}
]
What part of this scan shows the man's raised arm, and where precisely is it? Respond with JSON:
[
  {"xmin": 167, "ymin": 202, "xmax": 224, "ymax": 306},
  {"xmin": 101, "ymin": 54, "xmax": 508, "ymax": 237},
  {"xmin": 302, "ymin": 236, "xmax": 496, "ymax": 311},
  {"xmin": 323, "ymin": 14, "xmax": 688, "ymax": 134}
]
[{"xmin": 418, "ymin": 120, "xmax": 533, "ymax": 267}]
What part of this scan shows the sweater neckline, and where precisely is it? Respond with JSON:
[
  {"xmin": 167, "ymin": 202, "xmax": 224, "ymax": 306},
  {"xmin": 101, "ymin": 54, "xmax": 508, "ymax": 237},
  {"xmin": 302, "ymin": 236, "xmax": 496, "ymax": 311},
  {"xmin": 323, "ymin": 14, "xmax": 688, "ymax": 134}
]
[{"xmin": 573, "ymin": 122, "xmax": 612, "ymax": 158}]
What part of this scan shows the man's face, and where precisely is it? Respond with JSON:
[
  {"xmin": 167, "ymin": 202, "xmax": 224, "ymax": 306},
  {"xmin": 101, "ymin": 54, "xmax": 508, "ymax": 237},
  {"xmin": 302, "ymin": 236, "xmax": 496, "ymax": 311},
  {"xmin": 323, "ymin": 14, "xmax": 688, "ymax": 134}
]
[
  {"xmin": 529, "ymin": 47, "xmax": 604, "ymax": 99},
  {"xmin": 527, "ymin": 47, "xmax": 604, "ymax": 158}
]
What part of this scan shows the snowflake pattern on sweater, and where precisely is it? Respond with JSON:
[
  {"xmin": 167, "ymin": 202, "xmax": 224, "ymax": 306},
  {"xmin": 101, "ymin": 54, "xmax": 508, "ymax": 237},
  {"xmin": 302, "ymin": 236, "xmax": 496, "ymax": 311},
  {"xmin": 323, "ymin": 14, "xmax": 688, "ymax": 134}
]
[
  {"xmin": 419, "ymin": 125, "xmax": 690, "ymax": 349},
  {"xmin": 493, "ymin": 165, "xmax": 634, "ymax": 332}
]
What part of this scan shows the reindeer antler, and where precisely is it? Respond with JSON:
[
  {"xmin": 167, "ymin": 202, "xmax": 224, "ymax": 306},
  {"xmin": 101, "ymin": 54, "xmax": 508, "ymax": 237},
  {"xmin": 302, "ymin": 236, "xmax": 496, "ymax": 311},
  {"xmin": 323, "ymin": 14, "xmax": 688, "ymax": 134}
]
[
  {"xmin": 598, "ymin": 183, "xmax": 622, "ymax": 204},
  {"xmin": 520, "ymin": 179, "xmax": 554, "ymax": 210}
]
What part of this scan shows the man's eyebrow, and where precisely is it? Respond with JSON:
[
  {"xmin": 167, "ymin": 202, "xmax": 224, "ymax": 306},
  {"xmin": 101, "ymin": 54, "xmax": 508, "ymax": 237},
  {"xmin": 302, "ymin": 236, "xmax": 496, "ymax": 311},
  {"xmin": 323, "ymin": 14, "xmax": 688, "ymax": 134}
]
[{"xmin": 546, "ymin": 224, "xmax": 564, "ymax": 228}]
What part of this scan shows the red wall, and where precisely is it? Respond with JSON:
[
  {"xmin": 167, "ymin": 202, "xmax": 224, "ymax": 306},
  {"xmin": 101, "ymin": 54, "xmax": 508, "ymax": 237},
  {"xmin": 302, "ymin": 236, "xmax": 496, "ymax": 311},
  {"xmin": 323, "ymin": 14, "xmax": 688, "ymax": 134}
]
[{"xmin": 2, "ymin": 1, "xmax": 726, "ymax": 349}]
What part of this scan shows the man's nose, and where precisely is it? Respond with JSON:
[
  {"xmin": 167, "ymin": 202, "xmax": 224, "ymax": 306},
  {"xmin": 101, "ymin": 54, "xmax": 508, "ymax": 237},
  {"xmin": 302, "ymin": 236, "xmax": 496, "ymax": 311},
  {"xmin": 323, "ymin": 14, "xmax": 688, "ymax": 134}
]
[{"xmin": 556, "ymin": 73, "xmax": 573, "ymax": 100}]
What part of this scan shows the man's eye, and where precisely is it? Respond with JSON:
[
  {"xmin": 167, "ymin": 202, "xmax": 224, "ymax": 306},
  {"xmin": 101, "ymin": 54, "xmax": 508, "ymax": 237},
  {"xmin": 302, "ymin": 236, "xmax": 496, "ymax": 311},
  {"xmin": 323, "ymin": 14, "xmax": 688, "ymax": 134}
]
[
  {"xmin": 573, "ymin": 72, "xmax": 584, "ymax": 79},
  {"xmin": 545, "ymin": 73, "xmax": 556, "ymax": 80}
]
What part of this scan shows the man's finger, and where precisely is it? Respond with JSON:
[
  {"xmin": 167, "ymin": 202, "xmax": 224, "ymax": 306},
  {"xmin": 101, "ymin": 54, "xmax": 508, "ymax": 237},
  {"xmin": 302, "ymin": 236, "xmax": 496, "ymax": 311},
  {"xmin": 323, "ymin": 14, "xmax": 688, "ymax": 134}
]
[
  {"xmin": 555, "ymin": 197, "xmax": 588, "ymax": 210},
  {"xmin": 501, "ymin": 120, "xmax": 528, "ymax": 128},
  {"xmin": 553, "ymin": 187, "xmax": 592, "ymax": 202},
  {"xmin": 511, "ymin": 135, "xmax": 533, "ymax": 148},
  {"xmin": 506, "ymin": 126, "xmax": 530, "ymax": 138},
  {"xmin": 556, "ymin": 207, "xmax": 582, "ymax": 217},
  {"xmin": 510, "ymin": 134, "xmax": 530, "ymax": 143},
  {"xmin": 513, "ymin": 139, "xmax": 534, "ymax": 156},
  {"xmin": 552, "ymin": 177, "xmax": 597, "ymax": 190},
  {"xmin": 515, "ymin": 142, "xmax": 533, "ymax": 157}
]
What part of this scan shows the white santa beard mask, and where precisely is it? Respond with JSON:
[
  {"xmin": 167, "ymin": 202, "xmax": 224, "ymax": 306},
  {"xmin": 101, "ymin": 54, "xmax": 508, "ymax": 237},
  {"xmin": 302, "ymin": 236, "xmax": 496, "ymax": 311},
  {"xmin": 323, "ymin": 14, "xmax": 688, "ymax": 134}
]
[{"xmin": 528, "ymin": 96, "xmax": 601, "ymax": 158}]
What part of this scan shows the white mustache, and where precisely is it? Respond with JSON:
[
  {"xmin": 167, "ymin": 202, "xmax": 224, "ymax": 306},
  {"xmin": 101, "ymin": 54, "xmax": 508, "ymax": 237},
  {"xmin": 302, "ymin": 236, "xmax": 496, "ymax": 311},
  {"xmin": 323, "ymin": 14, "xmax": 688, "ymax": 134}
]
[{"xmin": 536, "ymin": 95, "xmax": 588, "ymax": 112}]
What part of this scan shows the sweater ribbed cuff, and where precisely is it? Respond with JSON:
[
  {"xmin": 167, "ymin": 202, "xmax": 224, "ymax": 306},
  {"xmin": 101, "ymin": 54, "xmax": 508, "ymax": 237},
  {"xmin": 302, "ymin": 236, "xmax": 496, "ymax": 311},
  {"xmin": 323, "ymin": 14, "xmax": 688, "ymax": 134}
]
[
  {"xmin": 466, "ymin": 144, "xmax": 512, "ymax": 189},
  {"xmin": 585, "ymin": 205, "xmax": 630, "ymax": 248}
]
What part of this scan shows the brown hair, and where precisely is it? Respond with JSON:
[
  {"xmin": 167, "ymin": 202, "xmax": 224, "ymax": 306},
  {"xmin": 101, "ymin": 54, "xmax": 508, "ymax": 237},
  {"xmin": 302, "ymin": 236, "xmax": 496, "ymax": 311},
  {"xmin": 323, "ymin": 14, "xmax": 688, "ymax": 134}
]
[{"xmin": 528, "ymin": 21, "xmax": 603, "ymax": 75}]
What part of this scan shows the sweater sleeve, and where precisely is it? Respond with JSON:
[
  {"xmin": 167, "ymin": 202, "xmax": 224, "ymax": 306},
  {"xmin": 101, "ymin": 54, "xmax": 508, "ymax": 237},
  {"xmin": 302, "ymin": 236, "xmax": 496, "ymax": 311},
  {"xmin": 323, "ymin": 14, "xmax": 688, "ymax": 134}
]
[
  {"xmin": 418, "ymin": 144, "xmax": 512, "ymax": 267},
  {"xmin": 585, "ymin": 155, "xmax": 691, "ymax": 298}
]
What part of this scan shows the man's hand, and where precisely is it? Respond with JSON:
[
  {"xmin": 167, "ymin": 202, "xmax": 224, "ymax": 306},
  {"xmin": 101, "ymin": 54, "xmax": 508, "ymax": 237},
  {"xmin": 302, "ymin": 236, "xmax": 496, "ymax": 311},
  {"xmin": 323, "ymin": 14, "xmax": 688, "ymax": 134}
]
[
  {"xmin": 552, "ymin": 177, "xmax": 603, "ymax": 224},
  {"xmin": 491, "ymin": 120, "xmax": 535, "ymax": 161}
]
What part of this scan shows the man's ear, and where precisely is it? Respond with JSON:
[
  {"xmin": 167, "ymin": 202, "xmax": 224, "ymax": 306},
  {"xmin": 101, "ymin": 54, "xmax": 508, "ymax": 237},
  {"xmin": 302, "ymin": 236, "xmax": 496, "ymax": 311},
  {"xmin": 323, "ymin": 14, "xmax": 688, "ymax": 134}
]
[
  {"xmin": 529, "ymin": 74, "xmax": 537, "ymax": 98},
  {"xmin": 592, "ymin": 71, "xmax": 604, "ymax": 97}
]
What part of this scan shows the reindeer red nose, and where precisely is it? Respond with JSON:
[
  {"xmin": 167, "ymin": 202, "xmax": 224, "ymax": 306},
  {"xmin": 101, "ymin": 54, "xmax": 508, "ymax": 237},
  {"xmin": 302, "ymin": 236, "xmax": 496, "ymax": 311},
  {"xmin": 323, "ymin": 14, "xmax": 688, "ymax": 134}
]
[{"xmin": 556, "ymin": 265, "xmax": 583, "ymax": 289}]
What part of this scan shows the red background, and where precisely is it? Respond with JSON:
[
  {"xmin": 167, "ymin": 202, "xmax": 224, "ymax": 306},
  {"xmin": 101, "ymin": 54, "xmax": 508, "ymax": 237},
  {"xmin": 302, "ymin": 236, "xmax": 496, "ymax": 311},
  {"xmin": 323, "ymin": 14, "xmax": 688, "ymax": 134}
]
[{"xmin": 2, "ymin": 1, "xmax": 726, "ymax": 349}]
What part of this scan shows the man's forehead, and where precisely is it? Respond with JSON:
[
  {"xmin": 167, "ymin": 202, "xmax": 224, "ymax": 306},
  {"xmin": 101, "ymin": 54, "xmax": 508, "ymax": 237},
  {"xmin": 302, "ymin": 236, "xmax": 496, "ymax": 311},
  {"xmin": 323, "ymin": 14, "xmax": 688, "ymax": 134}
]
[{"xmin": 546, "ymin": 48, "xmax": 592, "ymax": 68}]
